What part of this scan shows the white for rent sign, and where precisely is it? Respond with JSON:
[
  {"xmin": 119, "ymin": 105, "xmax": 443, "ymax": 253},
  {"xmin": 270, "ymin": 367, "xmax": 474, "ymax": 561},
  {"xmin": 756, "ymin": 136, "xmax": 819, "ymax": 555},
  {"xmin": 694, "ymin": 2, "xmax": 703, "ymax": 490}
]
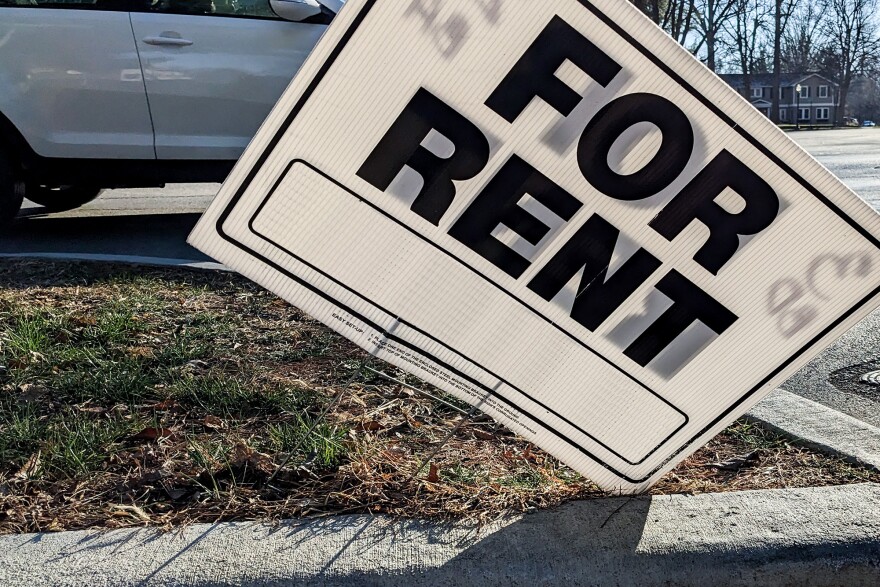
[{"xmin": 189, "ymin": 0, "xmax": 880, "ymax": 492}]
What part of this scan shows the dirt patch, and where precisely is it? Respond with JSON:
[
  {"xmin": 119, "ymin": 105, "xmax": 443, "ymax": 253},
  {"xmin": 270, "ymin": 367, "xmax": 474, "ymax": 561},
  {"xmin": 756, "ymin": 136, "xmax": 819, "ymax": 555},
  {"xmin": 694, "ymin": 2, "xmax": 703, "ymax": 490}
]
[{"xmin": 1, "ymin": 259, "xmax": 877, "ymax": 534}]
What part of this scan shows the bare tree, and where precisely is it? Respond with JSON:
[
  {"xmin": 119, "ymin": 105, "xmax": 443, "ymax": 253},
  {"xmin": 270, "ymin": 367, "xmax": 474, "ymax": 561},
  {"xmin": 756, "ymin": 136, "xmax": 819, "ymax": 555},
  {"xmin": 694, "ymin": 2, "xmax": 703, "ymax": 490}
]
[
  {"xmin": 724, "ymin": 0, "xmax": 772, "ymax": 97},
  {"xmin": 822, "ymin": 0, "xmax": 880, "ymax": 125},
  {"xmin": 630, "ymin": 0, "xmax": 698, "ymax": 45},
  {"xmin": 663, "ymin": 0, "xmax": 698, "ymax": 44},
  {"xmin": 692, "ymin": 0, "xmax": 738, "ymax": 71},
  {"xmin": 782, "ymin": 2, "xmax": 823, "ymax": 72},
  {"xmin": 771, "ymin": 0, "xmax": 800, "ymax": 122}
]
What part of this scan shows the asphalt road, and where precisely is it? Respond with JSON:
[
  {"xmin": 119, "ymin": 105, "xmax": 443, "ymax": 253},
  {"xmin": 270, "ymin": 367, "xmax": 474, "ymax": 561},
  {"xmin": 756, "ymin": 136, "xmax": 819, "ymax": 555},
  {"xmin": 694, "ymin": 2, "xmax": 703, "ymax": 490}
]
[
  {"xmin": 7, "ymin": 183, "xmax": 219, "ymax": 265},
  {"xmin": 2, "ymin": 128, "xmax": 880, "ymax": 425},
  {"xmin": 771, "ymin": 129, "xmax": 880, "ymax": 426}
]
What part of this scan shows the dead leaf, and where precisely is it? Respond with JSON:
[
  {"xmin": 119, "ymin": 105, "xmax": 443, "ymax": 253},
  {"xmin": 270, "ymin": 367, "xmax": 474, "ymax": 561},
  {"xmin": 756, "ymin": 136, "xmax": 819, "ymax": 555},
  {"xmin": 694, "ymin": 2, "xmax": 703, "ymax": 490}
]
[
  {"xmin": 130, "ymin": 427, "xmax": 176, "ymax": 442},
  {"xmin": 72, "ymin": 314, "xmax": 97, "ymax": 327},
  {"xmin": 203, "ymin": 415, "xmax": 224, "ymax": 430},
  {"xmin": 381, "ymin": 446, "xmax": 408, "ymax": 462},
  {"xmin": 426, "ymin": 463, "xmax": 440, "ymax": 483},
  {"xmin": 230, "ymin": 442, "xmax": 275, "ymax": 476},
  {"xmin": 109, "ymin": 504, "xmax": 150, "ymax": 522},
  {"xmin": 15, "ymin": 451, "xmax": 41, "ymax": 480},
  {"xmin": 472, "ymin": 429, "xmax": 494, "ymax": 440},
  {"xmin": 126, "ymin": 346, "xmax": 155, "ymax": 359},
  {"xmin": 151, "ymin": 399, "xmax": 178, "ymax": 410},
  {"xmin": 76, "ymin": 403, "xmax": 107, "ymax": 414},
  {"xmin": 355, "ymin": 420, "xmax": 382, "ymax": 431}
]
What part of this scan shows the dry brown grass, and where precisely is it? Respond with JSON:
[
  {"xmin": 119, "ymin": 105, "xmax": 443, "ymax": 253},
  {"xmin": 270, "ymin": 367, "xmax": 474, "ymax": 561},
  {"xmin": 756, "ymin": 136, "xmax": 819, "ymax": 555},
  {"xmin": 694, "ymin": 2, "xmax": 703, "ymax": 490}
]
[{"xmin": 1, "ymin": 259, "xmax": 877, "ymax": 534}]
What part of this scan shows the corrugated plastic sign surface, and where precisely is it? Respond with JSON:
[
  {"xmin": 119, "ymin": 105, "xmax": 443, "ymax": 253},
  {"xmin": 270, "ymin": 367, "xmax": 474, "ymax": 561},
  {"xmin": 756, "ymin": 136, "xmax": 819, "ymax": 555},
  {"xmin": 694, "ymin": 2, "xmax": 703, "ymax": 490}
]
[{"xmin": 189, "ymin": 0, "xmax": 880, "ymax": 492}]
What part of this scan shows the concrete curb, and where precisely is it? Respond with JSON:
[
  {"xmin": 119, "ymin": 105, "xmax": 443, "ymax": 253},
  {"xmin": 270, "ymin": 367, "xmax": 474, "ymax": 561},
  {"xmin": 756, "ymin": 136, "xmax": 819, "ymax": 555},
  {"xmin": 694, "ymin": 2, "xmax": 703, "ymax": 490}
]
[
  {"xmin": 2, "ymin": 483, "xmax": 878, "ymax": 586},
  {"xmin": 746, "ymin": 389, "xmax": 880, "ymax": 470}
]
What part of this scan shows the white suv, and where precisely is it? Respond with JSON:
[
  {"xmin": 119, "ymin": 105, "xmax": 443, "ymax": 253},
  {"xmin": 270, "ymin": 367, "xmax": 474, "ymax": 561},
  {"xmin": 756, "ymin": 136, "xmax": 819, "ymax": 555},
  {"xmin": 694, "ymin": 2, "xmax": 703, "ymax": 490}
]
[{"xmin": 0, "ymin": 0, "xmax": 343, "ymax": 225}]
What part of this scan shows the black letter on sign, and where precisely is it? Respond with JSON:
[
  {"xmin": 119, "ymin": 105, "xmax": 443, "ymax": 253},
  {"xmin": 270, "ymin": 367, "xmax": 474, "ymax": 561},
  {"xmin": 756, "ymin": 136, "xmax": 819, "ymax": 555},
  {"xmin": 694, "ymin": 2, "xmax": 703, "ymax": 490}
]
[
  {"xmin": 448, "ymin": 155, "xmax": 582, "ymax": 278},
  {"xmin": 528, "ymin": 214, "xmax": 662, "ymax": 331},
  {"xmin": 578, "ymin": 93, "xmax": 694, "ymax": 201},
  {"xmin": 356, "ymin": 88, "xmax": 490, "ymax": 226},
  {"xmin": 485, "ymin": 15, "xmax": 621, "ymax": 123},
  {"xmin": 649, "ymin": 150, "xmax": 780, "ymax": 275},
  {"xmin": 624, "ymin": 270, "xmax": 737, "ymax": 367}
]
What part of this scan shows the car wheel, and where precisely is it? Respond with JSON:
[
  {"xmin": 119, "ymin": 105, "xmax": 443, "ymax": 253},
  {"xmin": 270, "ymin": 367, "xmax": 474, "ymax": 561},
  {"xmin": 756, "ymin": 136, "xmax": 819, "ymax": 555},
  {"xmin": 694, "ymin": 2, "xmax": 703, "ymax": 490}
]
[
  {"xmin": 0, "ymin": 148, "xmax": 24, "ymax": 228},
  {"xmin": 26, "ymin": 185, "xmax": 102, "ymax": 212}
]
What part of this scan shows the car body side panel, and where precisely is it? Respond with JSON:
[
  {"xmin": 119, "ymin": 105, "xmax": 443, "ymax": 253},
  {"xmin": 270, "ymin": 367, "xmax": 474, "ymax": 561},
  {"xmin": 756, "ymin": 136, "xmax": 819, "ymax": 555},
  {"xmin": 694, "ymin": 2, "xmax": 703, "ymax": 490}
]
[
  {"xmin": 130, "ymin": 12, "xmax": 326, "ymax": 160},
  {"xmin": 0, "ymin": 7, "xmax": 155, "ymax": 159}
]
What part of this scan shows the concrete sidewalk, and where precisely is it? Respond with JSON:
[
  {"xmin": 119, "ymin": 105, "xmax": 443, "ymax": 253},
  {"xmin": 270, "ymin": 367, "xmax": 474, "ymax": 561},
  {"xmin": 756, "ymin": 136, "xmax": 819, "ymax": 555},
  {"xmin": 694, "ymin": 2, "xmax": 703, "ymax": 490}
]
[
  {"xmin": 747, "ymin": 389, "xmax": 880, "ymax": 470},
  {"xmin": 2, "ymin": 483, "xmax": 879, "ymax": 586}
]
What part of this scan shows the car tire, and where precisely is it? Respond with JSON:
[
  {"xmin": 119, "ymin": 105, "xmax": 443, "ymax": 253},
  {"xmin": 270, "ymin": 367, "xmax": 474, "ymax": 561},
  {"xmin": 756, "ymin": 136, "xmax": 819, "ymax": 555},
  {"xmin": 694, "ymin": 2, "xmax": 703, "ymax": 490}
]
[
  {"xmin": 0, "ymin": 147, "xmax": 24, "ymax": 228},
  {"xmin": 26, "ymin": 185, "xmax": 102, "ymax": 212}
]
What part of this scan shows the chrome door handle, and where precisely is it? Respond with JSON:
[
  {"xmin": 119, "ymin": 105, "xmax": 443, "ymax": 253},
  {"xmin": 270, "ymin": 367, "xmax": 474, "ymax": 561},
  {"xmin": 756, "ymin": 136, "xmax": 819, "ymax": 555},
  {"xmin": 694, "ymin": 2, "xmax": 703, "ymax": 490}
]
[{"xmin": 143, "ymin": 35, "xmax": 193, "ymax": 47}]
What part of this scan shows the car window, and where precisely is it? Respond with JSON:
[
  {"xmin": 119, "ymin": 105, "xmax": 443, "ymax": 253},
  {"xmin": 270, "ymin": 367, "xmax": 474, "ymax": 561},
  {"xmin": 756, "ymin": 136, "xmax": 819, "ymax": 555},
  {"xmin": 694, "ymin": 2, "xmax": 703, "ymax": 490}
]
[{"xmin": 136, "ymin": 0, "xmax": 278, "ymax": 18}]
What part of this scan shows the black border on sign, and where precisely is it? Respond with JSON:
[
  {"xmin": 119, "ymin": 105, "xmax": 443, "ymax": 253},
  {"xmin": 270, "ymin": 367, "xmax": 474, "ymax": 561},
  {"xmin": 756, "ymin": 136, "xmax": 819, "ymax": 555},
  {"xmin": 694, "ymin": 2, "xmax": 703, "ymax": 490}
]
[
  {"xmin": 213, "ymin": 0, "xmax": 880, "ymax": 483},
  {"xmin": 247, "ymin": 159, "xmax": 689, "ymax": 467}
]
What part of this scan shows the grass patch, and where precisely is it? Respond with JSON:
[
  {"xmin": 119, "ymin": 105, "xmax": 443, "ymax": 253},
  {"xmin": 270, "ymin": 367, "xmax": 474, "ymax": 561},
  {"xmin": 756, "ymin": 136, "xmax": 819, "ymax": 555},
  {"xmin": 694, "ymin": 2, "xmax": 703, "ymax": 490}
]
[
  {"xmin": 40, "ymin": 413, "xmax": 132, "ymax": 479},
  {"xmin": 0, "ymin": 259, "xmax": 878, "ymax": 534},
  {"xmin": 55, "ymin": 356, "xmax": 156, "ymax": 406},
  {"xmin": 2, "ymin": 311, "xmax": 66, "ymax": 360},
  {"xmin": 0, "ymin": 398, "xmax": 47, "ymax": 470},
  {"xmin": 170, "ymin": 373, "xmax": 306, "ymax": 418},
  {"xmin": 264, "ymin": 416, "xmax": 347, "ymax": 468}
]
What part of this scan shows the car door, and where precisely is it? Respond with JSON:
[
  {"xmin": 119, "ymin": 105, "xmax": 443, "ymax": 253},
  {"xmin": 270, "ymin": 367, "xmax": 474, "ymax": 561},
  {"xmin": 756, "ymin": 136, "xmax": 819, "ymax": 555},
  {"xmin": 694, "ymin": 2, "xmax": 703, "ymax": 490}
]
[
  {"xmin": 129, "ymin": 0, "xmax": 329, "ymax": 160},
  {"xmin": 0, "ymin": 0, "xmax": 154, "ymax": 159}
]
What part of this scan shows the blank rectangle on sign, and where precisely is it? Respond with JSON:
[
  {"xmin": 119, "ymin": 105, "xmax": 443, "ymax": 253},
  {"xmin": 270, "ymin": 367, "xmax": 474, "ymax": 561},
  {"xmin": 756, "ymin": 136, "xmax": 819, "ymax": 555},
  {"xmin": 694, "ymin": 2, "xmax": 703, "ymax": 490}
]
[{"xmin": 247, "ymin": 160, "xmax": 687, "ymax": 465}]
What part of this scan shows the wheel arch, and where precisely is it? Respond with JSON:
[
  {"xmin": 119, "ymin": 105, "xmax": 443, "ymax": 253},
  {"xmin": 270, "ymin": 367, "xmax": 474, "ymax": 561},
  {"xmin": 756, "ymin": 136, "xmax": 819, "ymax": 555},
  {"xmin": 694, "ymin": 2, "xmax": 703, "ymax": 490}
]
[{"xmin": 0, "ymin": 109, "xmax": 38, "ymax": 172}]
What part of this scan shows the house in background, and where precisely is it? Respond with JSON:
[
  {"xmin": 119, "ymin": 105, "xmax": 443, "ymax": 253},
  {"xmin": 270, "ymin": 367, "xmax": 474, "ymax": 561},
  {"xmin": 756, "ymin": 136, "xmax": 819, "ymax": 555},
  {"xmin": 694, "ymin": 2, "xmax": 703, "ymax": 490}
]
[{"xmin": 719, "ymin": 73, "xmax": 840, "ymax": 126}]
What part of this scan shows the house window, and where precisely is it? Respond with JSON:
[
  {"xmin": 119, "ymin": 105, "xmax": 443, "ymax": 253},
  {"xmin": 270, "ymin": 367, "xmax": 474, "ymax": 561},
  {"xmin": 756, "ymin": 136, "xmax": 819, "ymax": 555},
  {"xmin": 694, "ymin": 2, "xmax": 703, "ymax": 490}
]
[
  {"xmin": 816, "ymin": 107, "xmax": 830, "ymax": 120},
  {"xmin": 818, "ymin": 85, "xmax": 829, "ymax": 98},
  {"xmin": 779, "ymin": 87, "xmax": 786, "ymax": 100},
  {"xmin": 780, "ymin": 109, "xmax": 787, "ymax": 121},
  {"xmin": 799, "ymin": 85, "xmax": 811, "ymax": 99},
  {"xmin": 798, "ymin": 108, "xmax": 811, "ymax": 121},
  {"xmin": 751, "ymin": 87, "xmax": 763, "ymax": 98}
]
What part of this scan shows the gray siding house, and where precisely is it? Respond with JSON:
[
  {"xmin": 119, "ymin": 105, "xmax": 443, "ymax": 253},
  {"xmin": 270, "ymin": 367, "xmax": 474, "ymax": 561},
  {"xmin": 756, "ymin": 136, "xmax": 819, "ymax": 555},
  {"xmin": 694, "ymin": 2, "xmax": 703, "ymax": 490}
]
[{"xmin": 718, "ymin": 73, "xmax": 840, "ymax": 125}]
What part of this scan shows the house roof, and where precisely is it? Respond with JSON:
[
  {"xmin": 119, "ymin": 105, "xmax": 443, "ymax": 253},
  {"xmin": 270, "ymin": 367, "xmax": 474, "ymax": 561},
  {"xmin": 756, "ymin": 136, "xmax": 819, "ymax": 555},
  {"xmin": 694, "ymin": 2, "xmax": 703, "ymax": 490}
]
[{"xmin": 718, "ymin": 72, "xmax": 838, "ymax": 88}]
